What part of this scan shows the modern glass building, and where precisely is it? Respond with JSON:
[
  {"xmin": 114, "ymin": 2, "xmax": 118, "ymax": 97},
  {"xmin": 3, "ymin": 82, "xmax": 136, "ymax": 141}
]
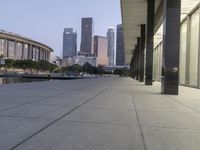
[
  {"xmin": 0, "ymin": 30, "xmax": 53, "ymax": 62},
  {"xmin": 116, "ymin": 24, "xmax": 125, "ymax": 66},
  {"xmin": 80, "ymin": 18, "xmax": 93, "ymax": 54},
  {"xmin": 63, "ymin": 28, "xmax": 77, "ymax": 58},
  {"xmin": 153, "ymin": 4, "xmax": 200, "ymax": 88},
  {"xmin": 107, "ymin": 27, "xmax": 115, "ymax": 66},
  {"xmin": 121, "ymin": 0, "xmax": 200, "ymax": 94}
]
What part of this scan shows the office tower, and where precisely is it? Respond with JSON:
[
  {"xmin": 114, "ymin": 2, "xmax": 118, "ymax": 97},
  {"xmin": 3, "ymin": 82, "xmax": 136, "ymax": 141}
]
[
  {"xmin": 94, "ymin": 36, "xmax": 108, "ymax": 66},
  {"xmin": 63, "ymin": 28, "xmax": 77, "ymax": 58},
  {"xmin": 80, "ymin": 18, "xmax": 93, "ymax": 54},
  {"xmin": 107, "ymin": 27, "xmax": 115, "ymax": 66},
  {"xmin": 116, "ymin": 24, "xmax": 125, "ymax": 66}
]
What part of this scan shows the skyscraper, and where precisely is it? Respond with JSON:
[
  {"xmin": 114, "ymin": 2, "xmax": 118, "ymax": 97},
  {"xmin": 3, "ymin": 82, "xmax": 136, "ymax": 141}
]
[
  {"xmin": 107, "ymin": 27, "xmax": 115, "ymax": 66},
  {"xmin": 63, "ymin": 28, "xmax": 77, "ymax": 58},
  {"xmin": 116, "ymin": 24, "xmax": 125, "ymax": 66},
  {"xmin": 80, "ymin": 18, "xmax": 93, "ymax": 54},
  {"xmin": 94, "ymin": 36, "xmax": 108, "ymax": 66}
]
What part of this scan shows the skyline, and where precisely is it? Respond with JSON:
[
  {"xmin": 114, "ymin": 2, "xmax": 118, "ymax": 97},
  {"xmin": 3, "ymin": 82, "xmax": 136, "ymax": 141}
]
[{"xmin": 0, "ymin": 0, "xmax": 122, "ymax": 57}]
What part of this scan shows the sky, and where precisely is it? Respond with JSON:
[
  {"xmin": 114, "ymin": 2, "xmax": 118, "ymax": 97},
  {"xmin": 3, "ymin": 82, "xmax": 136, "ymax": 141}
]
[{"xmin": 0, "ymin": 0, "xmax": 122, "ymax": 57}]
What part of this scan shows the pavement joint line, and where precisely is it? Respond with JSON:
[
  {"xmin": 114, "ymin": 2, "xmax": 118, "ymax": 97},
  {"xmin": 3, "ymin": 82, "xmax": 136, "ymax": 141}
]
[
  {"xmin": 27, "ymin": 103, "xmax": 67, "ymax": 107},
  {"xmin": 80, "ymin": 105, "xmax": 135, "ymax": 110},
  {"xmin": 130, "ymin": 79, "xmax": 200, "ymax": 113},
  {"xmin": 0, "ymin": 84, "xmax": 101, "ymax": 112},
  {"xmin": 8, "ymin": 80, "xmax": 115, "ymax": 150},
  {"xmin": 60, "ymin": 119, "xmax": 139, "ymax": 126},
  {"xmin": 165, "ymin": 95, "xmax": 200, "ymax": 114},
  {"xmin": 136, "ymin": 110, "xmax": 194, "ymax": 113},
  {"xmin": 145, "ymin": 80, "xmax": 200, "ymax": 116},
  {"xmin": 141, "ymin": 125, "xmax": 200, "ymax": 131},
  {"xmin": 130, "ymin": 79, "xmax": 200, "ymax": 129},
  {"xmin": 129, "ymin": 86, "xmax": 148, "ymax": 150},
  {"xmin": 0, "ymin": 114, "xmax": 54, "ymax": 122}
]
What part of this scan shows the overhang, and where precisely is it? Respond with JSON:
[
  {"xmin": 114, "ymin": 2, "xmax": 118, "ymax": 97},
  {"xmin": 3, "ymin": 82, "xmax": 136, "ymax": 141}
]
[{"xmin": 121, "ymin": 0, "xmax": 148, "ymax": 64}]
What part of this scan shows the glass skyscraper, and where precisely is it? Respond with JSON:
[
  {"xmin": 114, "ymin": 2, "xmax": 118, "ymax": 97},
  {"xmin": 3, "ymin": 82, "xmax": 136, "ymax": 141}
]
[
  {"xmin": 107, "ymin": 27, "xmax": 115, "ymax": 66},
  {"xmin": 116, "ymin": 24, "xmax": 125, "ymax": 66},
  {"xmin": 63, "ymin": 28, "xmax": 77, "ymax": 58},
  {"xmin": 80, "ymin": 18, "xmax": 93, "ymax": 54}
]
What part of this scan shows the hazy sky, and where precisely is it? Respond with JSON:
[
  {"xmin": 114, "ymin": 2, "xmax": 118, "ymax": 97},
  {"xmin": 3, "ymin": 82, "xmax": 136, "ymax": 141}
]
[{"xmin": 0, "ymin": 0, "xmax": 121, "ymax": 57}]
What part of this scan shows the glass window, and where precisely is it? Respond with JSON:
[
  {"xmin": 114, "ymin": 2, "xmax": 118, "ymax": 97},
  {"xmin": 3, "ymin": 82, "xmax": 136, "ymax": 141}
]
[
  {"xmin": 153, "ymin": 43, "xmax": 163, "ymax": 81},
  {"xmin": 154, "ymin": 46, "xmax": 159, "ymax": 81},
  {"xmin": 189, "ymin": 9, "xmax": 199, "ymax": 87},
  {"xmin": 8, "ymin": 41, "xmax": 15, "ymax": 59},
  {"xmin": 158, "ymin": 43, "xmax": 163, "ymax": 81},
  {"xmin": 23, "ymin": 44, "xmax": 28, "ymax": 59},
  {"xmin": 153, "ymin": 49, "xmax": 156, "ymax": 80},
  {"xmin": 15, "ymin": 42, "xmax": 22, "ymax": 60},
  {"xmin": 32, "ymin": 47, "xmax": 36, "ymax": 61},
  {"xmin": 35, "ymin": 48, "xmax": 39, "ymax": 61},
  {"xmin": 0, "ymin": 39, "xmax": 4, "ymax": 56},
  {"xmin": 179, "ymin": 20, "xmax": 187, "ymax": 85}
]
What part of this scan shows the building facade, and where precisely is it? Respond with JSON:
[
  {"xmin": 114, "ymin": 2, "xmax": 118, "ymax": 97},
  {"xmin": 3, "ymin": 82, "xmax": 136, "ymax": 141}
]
[
  {"xmin": 94, "ymin": 36, "xmax": 108, "ymax": 66},
  {"xmin": 116, "ymin": 24, "xmax": 125, "ymax": 66},
  {"xmin": 121, "ymin": 0, "xmax": 200, "ymax": 94},
  {"xmin": 63, "ymin": 28, "xmax": 77, "ymax": 58},
  {"xmin": 153, "ymin": 4, "xmax": 200, "ymax": 88},
  {"xmin": 107, "ymin": 27, "xmax": 115, "ymax": 66},
  {"xmin": 80, "ymin": 18, "xmax": 93, "ymax": 54},
  {"xmin": 0, "ymin": 30, "xmax": 53, "ymax": 62},
  {"xmin": 74, "ymin": 54, "xmax": 96, "ymax": 66}
]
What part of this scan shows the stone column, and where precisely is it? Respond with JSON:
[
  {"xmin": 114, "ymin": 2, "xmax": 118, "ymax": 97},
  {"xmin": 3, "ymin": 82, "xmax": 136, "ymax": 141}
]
[
  {"xmin": 137, "ymin": 37, "xmax": 141, "ymax": 80},
  {"xmin": 22, "ymin": 43, "xmax": 24, "ymax": 60},
  {"xmin": 134, "ymin": 45, "xmax": 137, "ymax": 78},
  {"xmin": 6, "ymin": 40, "xmax": 9, "ymax": 58},
  {"xmin": 3, "ymin": 39, "xmax": 8, "ymax": 58},
  {"xmin": 14, "ymin": 41, "xmax": 17, "ymax": 60},
  {"xmin": 139, "ymin": 25, "xmax": 146, "ymax": 82},
  {"xmin": 47, "ymin": 52, "xmax": 49, "ymax": 61},
  {"xmin": 161, "ymin": 0, "xmax": 181, "ymax": 95},
  {"xmin": 29, "ymin": 44, "xmax": 33, "ymax": 60},
  {"xmin": 130, "ymin": 54, "xmax": 134, "ymax": 78},
  {"xmin": 145, "ymin": 0, "xmax": 155, "ymax": 85},
  {"xmin": 38, "ymin": 48, "xmax": 41, "ymax": 61}
]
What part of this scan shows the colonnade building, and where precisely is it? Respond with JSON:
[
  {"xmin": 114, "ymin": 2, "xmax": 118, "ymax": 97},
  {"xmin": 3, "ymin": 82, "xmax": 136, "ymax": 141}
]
[
  {"xmin": 121, "ymin": 0, "xmax": 200, "ymax": 94},
  {"xmin": 0, "ymin": 30, "xmax": 53, "ymax": 62}
]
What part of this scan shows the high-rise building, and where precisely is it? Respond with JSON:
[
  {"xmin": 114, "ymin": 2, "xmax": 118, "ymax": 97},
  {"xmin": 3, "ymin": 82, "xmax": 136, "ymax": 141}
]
[
  {"xmin": 94, "ymin": 36, "xmax": 108, "ymax": 66},
  {"xmin": 116, "ymin": 24, "xmax": 125, "ymax": 66},
  {"xmin": 107, "ymin": 27, "xmax": 115, "ymax": 66},
  {"xmin": 80, "ymin": 18, "xmax": 93, "ymax": 54},
  {"xmin": 63, "ymin": 28, "xmax": 77, "ymax": 58}
]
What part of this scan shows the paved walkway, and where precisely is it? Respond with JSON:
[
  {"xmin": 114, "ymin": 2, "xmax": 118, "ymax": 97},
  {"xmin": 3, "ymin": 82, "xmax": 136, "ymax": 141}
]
[{"xmin": 0, "ymin": 77, "xmax": 200, "ymax": 150}]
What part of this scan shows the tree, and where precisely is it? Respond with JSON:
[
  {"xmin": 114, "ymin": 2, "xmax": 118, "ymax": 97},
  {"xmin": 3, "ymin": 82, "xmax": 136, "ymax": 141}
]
[
  {"xmin": 36, "ymin": 60, "xmax": 58, "ymax": 72},
  {"xmin": 36, "ymin": 60, "xmax": 51, "ymax": 71},
  {"xmin": 114, "ymin": 68, "xmax": 129, "ymax": 77},
  {"xmin": 5, "ymin": 59, "xmax": 14, "ymax": 69},
  {"xmin": 67, "ymin": 64, "xmax": 83, "ymax": 73},
  {"xmin": 93, "ymin": 66, "xmax": 105, "ymax": 75},
  {"xmin": 2, "ymin": 59, "xmax": 57, "ymax": 73},
  {"xmin": 83, "ymin": 62, "xmax": 93, "ymax": 74}
]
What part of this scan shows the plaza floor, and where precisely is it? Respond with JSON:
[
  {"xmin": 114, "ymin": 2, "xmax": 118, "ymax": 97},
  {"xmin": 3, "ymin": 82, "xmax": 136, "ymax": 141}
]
[{"xmin": 0, "ymin": 77, "xmax": 200, "ymax": 150}]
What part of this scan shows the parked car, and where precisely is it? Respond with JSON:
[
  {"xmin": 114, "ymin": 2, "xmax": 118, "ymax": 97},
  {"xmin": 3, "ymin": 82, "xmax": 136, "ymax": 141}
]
[{"xmin": 64, "ymin": 71, "xmax": 77, "ymax": 77}]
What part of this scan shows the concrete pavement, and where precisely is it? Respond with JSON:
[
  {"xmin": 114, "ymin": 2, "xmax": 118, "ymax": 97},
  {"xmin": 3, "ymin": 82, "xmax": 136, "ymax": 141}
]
[{"xmin": 0, "ymin": 77, "xmax": 200, "ymax": 150}]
